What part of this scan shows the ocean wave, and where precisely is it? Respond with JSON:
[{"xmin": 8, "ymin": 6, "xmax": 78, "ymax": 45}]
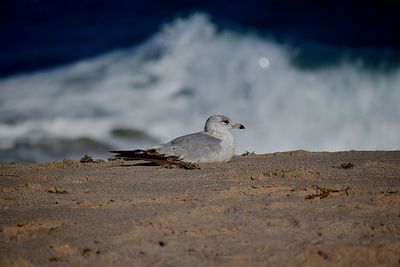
[{"xmin": 1, "ymin": 13, "xmax": 399, "ymax": 162}]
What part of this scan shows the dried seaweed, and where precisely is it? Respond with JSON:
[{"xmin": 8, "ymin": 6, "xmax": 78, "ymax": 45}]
[{"xmin": 305, "ymin": 185, "xmax": 350, "ymax": 199}]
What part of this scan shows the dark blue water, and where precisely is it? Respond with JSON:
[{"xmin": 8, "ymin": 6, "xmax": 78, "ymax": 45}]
[{"xmin": 1, "ymin": 0, "xmax": 400, "ymax": 77}]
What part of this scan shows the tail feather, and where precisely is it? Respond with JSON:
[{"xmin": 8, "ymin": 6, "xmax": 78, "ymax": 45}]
[{"xmin": 110, "ymin": 149, "xmax": 179, "ymax": 164}]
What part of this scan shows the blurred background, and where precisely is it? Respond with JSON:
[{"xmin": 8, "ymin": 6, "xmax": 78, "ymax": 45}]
[{"xmin": 1, "ymin": 0, "xmax": 399, "ymax": 162}]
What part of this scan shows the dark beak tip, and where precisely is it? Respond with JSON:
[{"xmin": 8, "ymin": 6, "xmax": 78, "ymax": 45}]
[{"xmin": 240, "ymin": 124, "xmax": 245, "ymax": 129}]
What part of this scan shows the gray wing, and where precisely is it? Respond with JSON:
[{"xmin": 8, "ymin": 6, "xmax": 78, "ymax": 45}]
[{"xmin": 155, "ymin": 132, "xmax": 223, "ymax": 159}]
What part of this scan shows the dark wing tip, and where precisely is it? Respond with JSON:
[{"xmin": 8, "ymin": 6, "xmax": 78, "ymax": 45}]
[
  {"xmin": 110, "ymin": 149, "xmax": 179, "ymax": 165},
  {"xmin": 109, "ymin": 150, "xmax": 145, "ymax": 160}
]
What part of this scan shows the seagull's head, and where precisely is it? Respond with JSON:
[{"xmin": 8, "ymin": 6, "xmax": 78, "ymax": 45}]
[{"xmin": 204, "ymin": 115, "xmax": 245, "ymax": 134}]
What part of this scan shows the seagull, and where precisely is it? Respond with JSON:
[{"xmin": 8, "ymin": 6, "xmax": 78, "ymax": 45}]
[{"xmin": 110, "ymin": 115, "xmax": 245, "ymax": 164}]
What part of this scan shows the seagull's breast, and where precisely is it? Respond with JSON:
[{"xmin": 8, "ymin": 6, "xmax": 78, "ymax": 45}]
[{"xmin": 205, "ymin": 130, "xmax": 235, "ymax": 163}]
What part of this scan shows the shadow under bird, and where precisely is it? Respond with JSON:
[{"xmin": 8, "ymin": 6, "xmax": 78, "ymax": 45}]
[{"xmin": 110, "ymin": 115, "xmax": 245, "ymax": 165}]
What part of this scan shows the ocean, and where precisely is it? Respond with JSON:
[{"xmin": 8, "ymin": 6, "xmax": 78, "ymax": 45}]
[{"xmin": 1, "ymin": 13, "xmax": 399, "ymax": 162}]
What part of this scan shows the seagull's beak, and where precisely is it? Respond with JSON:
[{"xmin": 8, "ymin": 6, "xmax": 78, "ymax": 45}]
[{"xmin": 232, "ymin": 123, "xmax": 245, "ymax": 129}]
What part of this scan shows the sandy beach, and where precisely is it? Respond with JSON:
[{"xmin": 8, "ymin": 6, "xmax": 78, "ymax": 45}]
[{"xmin": 1, "ymin": 151, "xmax": 400, "ymax": 266}]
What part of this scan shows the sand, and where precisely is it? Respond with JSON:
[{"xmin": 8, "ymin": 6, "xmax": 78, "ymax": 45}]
[{"xmin": 1, "ymin": 151, "xmax": 400, "ymax": 266}]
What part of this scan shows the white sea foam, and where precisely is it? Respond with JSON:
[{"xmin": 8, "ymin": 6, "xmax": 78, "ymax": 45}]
[{"xmin": 0, "ymin": 13, "xmax": 399, "ymax": 161}]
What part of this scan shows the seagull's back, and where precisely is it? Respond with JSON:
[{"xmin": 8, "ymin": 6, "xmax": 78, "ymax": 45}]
[{"xmin": 154, "ymin": 131, "xmax": 234, "ymax": 163}]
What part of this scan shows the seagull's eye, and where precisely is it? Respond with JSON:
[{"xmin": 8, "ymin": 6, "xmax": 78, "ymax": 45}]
[{"xmin": 222, "ymin": 120, "xmax": 229, "ymax": 124}]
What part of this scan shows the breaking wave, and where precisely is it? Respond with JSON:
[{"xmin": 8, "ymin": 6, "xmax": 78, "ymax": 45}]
[{"xmin": 1, "ymin": 13, "xmax": 399, "ymax": 162}]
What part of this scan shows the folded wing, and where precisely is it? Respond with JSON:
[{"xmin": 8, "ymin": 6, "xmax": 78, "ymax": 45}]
[{"xmin": 110, "ymin": 149, "xmax": 179, "ymax": 165}]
